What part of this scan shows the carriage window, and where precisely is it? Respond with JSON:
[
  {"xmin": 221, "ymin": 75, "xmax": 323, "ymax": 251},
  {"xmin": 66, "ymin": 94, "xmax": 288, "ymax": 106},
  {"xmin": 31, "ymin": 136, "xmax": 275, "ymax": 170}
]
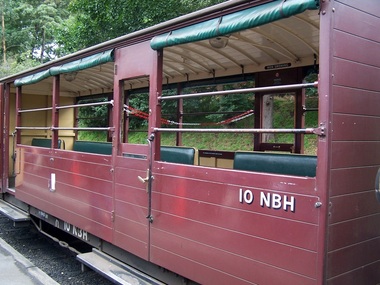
[
  {"xmin": 154, "ymin": 70, "xmax": 318, "ymax": 175},
  {"xmin": 76, "ymin": 95, "xmax": 113, "ymax": 142},
  {"xmin": 121, "ymin": 76, "xmax": 150, "ymax": 144}
]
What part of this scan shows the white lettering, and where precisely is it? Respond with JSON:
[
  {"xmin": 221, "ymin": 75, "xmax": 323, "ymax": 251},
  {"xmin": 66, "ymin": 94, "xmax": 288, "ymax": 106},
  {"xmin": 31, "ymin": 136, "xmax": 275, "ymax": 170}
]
[
  {"xmin": 82, "ymin": 231, "xmax": 88, "ymax": 241},
  {"xmin": 239, "ymin": 189, "xmax": 254, "ymax": 204},
  {"xmin": 64, "ymin": 222, "xmax": 70, "ymax": 232},
  {"xmin": 283, "ymin": 195, "xmax": 295, "ymax": 212},
  {"xmin": 54, "ymin": 219, "xmax": 60, "ymax": 228},
  {"xmin": 244, "ymin": 190, "xmax": 254, "ymax": 204},
  {"xmin": 69, "ymin": 226, "xmax": 88, "ymax": 241},
  {"xmin": 272, "ymin": 194, "xmax": 282, "ymax": 209},
  {"xmin": 260, "ymin": 192, "xmax": 296, "ymax": 212},
  {"xmin": 260, "ymin": 192, "xmax": 271, "ymax": 208},
  {"xmin": 73, "ymin": 226, "xmax": 78, "ymax": 236}
]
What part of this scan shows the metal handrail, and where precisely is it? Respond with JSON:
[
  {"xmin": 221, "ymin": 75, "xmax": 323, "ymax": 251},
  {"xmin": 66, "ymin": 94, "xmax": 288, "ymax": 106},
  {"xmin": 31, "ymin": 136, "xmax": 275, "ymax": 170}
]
[
  {"xmin": 16, "ymin": 126, "xmax": 114, "ymax": 131},
  {"xmin": 53, "ymin": 127, "xmax": 114, "ymax": 131},
  {"xmin": 15, "ymin": 127, "xmax": 51, "ymax": 130},
  {"xmin": 18, "ymin": 107, "xmax": 53, "ymax": 113},
  {"xmin": 154, "ymin": 127, "xmax": 317, "ymax": 134},
  {"xmin": 158, "ymin": 82, "xmax": 318, "ymax": 101},
  {"xmin": 17, "ymin": 100, "xmax": 114, "ymax": 113},
  {"xmin": 56, "ymin": 100, "xmax": 114, "ymax": 110}
]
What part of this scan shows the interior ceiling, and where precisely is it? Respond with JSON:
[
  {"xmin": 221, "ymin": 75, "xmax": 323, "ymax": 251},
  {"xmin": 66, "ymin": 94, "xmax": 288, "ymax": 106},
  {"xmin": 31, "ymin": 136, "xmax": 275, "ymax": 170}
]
[{"xmin": 18, "ymin": 9, "xmax": 320, "ymax": 98}]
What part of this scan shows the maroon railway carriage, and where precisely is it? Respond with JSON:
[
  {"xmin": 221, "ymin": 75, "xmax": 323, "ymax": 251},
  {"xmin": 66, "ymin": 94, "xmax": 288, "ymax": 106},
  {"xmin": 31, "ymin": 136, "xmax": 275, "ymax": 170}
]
[{"xmin": 1, "ymin": 0, "xmax": 380, "ymax": 284}]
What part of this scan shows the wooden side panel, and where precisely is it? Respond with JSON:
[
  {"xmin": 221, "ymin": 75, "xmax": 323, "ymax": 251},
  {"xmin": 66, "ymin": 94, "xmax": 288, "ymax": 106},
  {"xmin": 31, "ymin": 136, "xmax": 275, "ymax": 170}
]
[
  {"xmin": 15, "ymin": 147, "xmax": 114, "ymax": 241},
  {"xmin": 151, "ymin": 163, "xmax": 319, "ymax": 285},
  {"xmin": 327, "ymin": 1, "xmax": 380, "ymax": 283}
]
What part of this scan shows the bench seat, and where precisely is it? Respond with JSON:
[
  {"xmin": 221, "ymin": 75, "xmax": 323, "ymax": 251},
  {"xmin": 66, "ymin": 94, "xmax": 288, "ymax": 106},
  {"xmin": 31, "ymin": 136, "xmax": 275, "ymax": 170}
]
[
  {"xmin": 31, "ymin": 138, "xmax": 62, "ymax": 149},
  {"xmin": 73, "ymin": 141, "xmax": 112, "ymax": 155},
  {"xmin": 233, "ymin": 151, "xmax": 317, "ymax": 177},
  {"xmin": 160, "ymin": 146, "xmax": 196, "ymax": 165}
]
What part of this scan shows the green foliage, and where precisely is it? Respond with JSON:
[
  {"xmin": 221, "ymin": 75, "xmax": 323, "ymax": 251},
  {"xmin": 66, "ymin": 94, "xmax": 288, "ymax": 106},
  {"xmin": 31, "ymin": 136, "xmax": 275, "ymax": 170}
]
[
  {"xmin": 128, "ymin": 93, "xmax": 150, "ymax": 129},
  {"xmin": 205, "ymin": 82, "xmax": 254, "ymax": 124},
  {"xmin": 77, "ymin": 96, "xmax": 109, "ymax": 127},
  {"xmin": 0, "ymin": 55, "xmax": 39, "ymax": 78},
  {"xmin": 2, "ymin": 0, "xmax": 226, "ymax": 64},
  {"xmin": 56, "ymin": 0, "xmax": 227, "ymax": 53},
  {"xmin": 136, "ymin": 94, "xmax": 318, "ymax": 154},
  {"xmin": 1, "ymin": 0, "xmax": 70, "ymax": 63}
]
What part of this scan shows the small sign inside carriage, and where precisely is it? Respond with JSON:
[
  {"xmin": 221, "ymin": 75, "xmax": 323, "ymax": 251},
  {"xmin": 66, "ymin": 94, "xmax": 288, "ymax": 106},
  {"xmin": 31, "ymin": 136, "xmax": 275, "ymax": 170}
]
[{"xmin": 265, "ymin": 63, "xmax": 292, "ymax": 70}]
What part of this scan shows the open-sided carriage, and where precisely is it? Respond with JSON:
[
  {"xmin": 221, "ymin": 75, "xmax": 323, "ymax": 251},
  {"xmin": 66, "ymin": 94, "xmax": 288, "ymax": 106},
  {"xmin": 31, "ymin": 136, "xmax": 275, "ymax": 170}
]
[{"xmin": 1, "ymin": 1, "xmax": 380, "ymax": 284}]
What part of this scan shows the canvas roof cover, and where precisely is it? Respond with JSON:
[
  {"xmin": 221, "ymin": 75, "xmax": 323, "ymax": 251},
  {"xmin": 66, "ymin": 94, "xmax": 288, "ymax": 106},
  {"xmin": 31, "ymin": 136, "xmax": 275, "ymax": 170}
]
[
  {"xmin": 14, "ymin": 50, "xmax": 114, "ymax": 87},
  {"xmin": 150, "ymin": 0, "xmax": 319, "ymax": 50}
]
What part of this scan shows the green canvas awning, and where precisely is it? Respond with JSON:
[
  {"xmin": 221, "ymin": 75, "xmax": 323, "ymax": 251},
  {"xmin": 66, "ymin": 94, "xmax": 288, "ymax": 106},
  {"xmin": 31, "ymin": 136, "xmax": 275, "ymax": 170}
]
[
  {"xmin": 150, "ymin": 0, "xmax": 319, "ymax": 50},
  {"xmin": 14, "ymin": 49, "xmax": 114, "ymax": 87}
]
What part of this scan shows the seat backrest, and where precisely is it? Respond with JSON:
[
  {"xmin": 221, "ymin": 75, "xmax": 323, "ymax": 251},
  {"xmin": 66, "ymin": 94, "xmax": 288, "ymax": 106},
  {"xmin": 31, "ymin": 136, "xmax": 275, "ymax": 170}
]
[
  {"xmin": 73, "ymin": 141, "xmax": 112, "ymax": 155},
  {"xmin": 233, "ymin": 151, "xmax": 317, "ymax": 177},
  {"xmin": 160, "ymin": 146, "xmax": 196, "ymax": 165},
  {"xmin": 31, "ymin": 138, "xmax": 62, "ymax": 149}
]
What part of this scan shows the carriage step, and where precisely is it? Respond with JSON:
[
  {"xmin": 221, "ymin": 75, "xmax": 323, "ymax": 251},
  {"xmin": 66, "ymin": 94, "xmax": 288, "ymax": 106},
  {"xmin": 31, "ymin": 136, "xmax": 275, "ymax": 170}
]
[
  {"xmin": 0, "ymin": 199, "xmax": 30, "ymax": 222},
  {"xmin": 77, "ymin": 248, "xmax": 166, "ymax": 285}
]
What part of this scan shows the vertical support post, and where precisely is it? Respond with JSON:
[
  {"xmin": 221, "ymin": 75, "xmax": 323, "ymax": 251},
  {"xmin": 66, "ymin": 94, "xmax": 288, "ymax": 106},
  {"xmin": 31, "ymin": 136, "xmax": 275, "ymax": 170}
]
[
  {"xmin": 149, "ymin": 48, "xmax": 163, "ymax": 161},
  {"xmin": 5, "ymin": 83, "xmax": 15, "ymax": 189},
  {"xmin": 15, "ymin": 86, "xmax": 22, "ymax": 145},
  {"xmin": 253, "ymin": 92, "xmax": 262, "ymax": 151},
  {"xmin": 113, "ymin": 78, "xmax": 120, "ymax": 152},
  {"xmin": 293, "ymin": 67, "xmax": 305, "ymax": 154},
  {"xmin": 123, "ymin": 89, "xmax": 129, "ymax": 144},
  {"xmin": 52, "ymin": 75, "xmax": 60, "ymax": 148},
  {"xmin": 176, "ymin": 83, "xmax": 183, "ymax": 146},
  {"xmin": 107, "ymin": 93, "xmax": 113, "ymax": 142},
  {"xmin": 294, "ymin": 88, "xmax": 305, "ymax": 153}
]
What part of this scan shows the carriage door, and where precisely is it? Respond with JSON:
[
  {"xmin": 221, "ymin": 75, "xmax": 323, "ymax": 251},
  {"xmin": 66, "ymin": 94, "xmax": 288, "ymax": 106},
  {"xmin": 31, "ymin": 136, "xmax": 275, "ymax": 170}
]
[{"xmin": 112, "ymin": 42, "xmax": 161, "ymax": 260}]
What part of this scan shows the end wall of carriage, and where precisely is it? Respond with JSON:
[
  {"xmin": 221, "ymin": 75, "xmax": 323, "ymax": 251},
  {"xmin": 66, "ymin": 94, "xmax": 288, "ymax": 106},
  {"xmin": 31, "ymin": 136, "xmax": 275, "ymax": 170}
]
[{"xmin": 322, "ymin": 1, "xmax": 380, "ymax": 283}]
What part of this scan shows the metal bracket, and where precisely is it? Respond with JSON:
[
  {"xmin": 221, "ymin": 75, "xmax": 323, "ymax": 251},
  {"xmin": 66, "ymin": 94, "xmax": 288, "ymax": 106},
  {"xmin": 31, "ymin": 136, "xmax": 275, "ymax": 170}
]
[{"xmin": 313, "ymin": 123, "xmax": 326, "ymax": 137}]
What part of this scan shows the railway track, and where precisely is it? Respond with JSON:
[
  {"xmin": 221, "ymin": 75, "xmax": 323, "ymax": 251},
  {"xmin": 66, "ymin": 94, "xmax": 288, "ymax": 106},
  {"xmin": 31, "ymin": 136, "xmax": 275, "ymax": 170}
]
[{"xmin": 0, "ymin": 214, "xmax": 114, "ymax": 285}]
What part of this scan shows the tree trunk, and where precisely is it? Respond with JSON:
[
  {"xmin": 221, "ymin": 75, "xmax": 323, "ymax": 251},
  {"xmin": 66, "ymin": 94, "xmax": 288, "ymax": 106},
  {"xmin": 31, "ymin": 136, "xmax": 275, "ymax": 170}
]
[
  {"xmin": 262, "ymin": 94, "xmax": 274, "ymax": 142},
  {"xmin": 1, "ymin": 2, "xmax": 6, "ymax": 64},
  {"xmin": 40, "ymin": 28, "xmax": 45, "ymax": 63}
]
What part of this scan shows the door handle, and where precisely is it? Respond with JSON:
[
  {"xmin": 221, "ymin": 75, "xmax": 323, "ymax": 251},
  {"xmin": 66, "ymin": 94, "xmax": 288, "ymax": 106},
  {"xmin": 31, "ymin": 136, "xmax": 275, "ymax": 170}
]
[
  {"xmin": 138, "ymin": 169, "xmax": 153, "ymax": 193},
  {"xmin": 138, "ymin": 169, "xmax": 149, "ymax": 184}
]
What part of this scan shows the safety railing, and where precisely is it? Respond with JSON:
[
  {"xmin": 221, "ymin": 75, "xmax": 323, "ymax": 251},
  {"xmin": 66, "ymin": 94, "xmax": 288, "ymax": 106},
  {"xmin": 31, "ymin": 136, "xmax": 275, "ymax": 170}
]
[
  {"xmin": 158, "ymin": 82, "xmax": 318, "ymax": 101},
  {"xmin": 155, "ymin": 82, "xmax": 321, "ymax": 135},
  {"xmin": 16, "ymin": 100, "xmax": 114, "ymax": 132}
]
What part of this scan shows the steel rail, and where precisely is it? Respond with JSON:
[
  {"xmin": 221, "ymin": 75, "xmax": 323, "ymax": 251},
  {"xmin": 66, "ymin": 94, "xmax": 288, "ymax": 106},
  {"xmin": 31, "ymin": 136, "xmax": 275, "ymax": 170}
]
[
  {"xmin": 15, "ymin": 127, "xmax": 51, "ymax": 130},
  {"xmin": 17, "ymin": 100, "xmax": 113, "ymax": 113},
  {"xmin": 154, "ymin": 127, "xmax": 316, "ymax": 134},
  {"xmin": 16, "ymin": 126, "xmax": 114, "ymax": 131},
  {"xmin": 53, "ymin": 127, "xmax": 114, "ymax": 131},
  {"xmin": 17, "ymin": 107, "xmax": 53, "ymax": 113},
  {"xmin": 158, "ymin": 82, "xmax": 318, "ymax": 101},
  {"xmin": 56, "ymin": 100, "xmax": 114, "ymax": 110}
]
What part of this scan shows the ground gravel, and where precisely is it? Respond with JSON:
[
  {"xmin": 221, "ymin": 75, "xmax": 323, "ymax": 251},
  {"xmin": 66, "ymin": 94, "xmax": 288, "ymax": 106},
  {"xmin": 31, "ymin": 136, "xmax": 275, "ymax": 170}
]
[{"xmin": 0, "ymin": 214, "xmax": 114, "ymax": 285}]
